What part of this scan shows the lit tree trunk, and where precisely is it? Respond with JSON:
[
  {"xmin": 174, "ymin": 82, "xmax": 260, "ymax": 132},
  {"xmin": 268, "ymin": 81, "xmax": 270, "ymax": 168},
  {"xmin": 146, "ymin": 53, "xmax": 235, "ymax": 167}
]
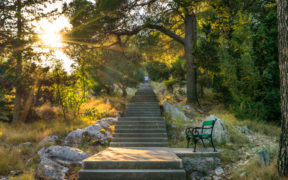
[
  {"xmin": 12, "ymin": 0, "xmax": 23, "ymax": 123},
  {"xmin": 185, "ymin": 14, "xmax": 199, "ymax": 104},
  {"xmin": 277, "ymin": 0, "xmax": 288, "ymax": 177}
]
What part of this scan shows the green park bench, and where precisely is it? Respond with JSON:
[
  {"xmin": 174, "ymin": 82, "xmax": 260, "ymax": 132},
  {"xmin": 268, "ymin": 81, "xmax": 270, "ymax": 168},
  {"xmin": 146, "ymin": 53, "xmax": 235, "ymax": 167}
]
[{"xmin": 185, "ymin": 119, "xmax": 217, "ymax": 152}]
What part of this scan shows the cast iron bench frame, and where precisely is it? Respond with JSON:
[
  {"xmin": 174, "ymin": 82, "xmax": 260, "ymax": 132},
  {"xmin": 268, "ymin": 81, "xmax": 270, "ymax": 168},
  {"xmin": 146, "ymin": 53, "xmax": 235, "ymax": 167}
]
[{"xmin": 185, "ymin": 119, "xmax": 217, "ymax": 152}]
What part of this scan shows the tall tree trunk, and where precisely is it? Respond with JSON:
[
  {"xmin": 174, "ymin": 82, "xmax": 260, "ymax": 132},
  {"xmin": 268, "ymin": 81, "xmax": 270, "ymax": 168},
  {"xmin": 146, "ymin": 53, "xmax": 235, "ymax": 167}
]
[
  {"xmin": 185, "ymin": 14, "xmax": 199, "ymax": 105},
  {"xmin": 12, "ymin": 0, "xmax": 23, "ymax": 123},
  {"xmin": 277, "ymin": 0, "xmax": 288, "ymax": 177}
]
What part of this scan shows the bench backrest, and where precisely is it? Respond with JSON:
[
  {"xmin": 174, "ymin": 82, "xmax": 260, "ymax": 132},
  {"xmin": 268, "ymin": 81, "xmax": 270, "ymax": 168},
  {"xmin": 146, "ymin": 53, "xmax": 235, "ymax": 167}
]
[{"xmin": 201, "ymin": 119, "xmax": 217, "ymax": 134}]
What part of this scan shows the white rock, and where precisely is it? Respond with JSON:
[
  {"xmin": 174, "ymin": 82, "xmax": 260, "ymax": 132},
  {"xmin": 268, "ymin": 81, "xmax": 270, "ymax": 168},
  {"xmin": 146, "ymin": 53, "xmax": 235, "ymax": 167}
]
[
  {"xmin": 215, "ymin": 167, "xmax": 224, "ymax": 176},
  {"xmin": 36, "ymin": 157, "xmax": 68, "ymax": 180},
  {"xmin": 64, "ymin": 118, "xmax": 117, "ymax": 147},
  {"xmin": 0, "ymin": 177, "xmax": 9, "ymax": 180},
  {"xmin": 38, "ymin": 135, "xmax": 58, "ymax": 146},
  {"xmin": 16, "ymin": 142, "xmax": 32, "ymax": 148},
  {"xmin": 163, "ymin": 101, "xmax": 190, "ymax": 121},
  {"xmin": 203, "ymin": 115, "xmax": 229, "ymax": 144},
  {"xmin": 212, "ymin": 176, "xmax": 222, "ymax": 180},
  {"xmin": 38, "ymin": 145, "xmax": 90, "ymax": 165}
]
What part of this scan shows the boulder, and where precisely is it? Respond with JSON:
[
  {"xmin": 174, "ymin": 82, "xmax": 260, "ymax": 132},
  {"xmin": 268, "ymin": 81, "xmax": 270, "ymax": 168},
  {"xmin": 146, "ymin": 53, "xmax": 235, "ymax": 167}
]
[
  {"xmin": 64, "ymin": 118, "xmax": 117, "ymax": 147},
  {"xmin": 38, "ymin": 145, "xmax": 90, "ymax": 165},
  {"xmin": 126, "ymin": 88, "xmax": 136, "ymax": 97},
  {"xmin": 235, "ymin": 125, "xmax": 253, "ymax": 134},
  {"xmin": 258, "ymin": 150, "xmax": 270, "ymax": 167},
  {"xmin": 38, "ymin": 135, "xmax": 59, "ymax": 146},
  {"xmin": 203, "ymin": 115, "xmax": 229, "ymax": 144},
  {"xmin": 214, "ymin": 167, "xmax": 224, "ymax": 176},
  {"xmin": 36, "ymin": 157, "xmax": 68, "ymax": 180},
  {"xmin": 163, "ymin": 101, "xmax": 190, "ymax": 121},
  {"xmin": 16, "ymin": 142, "xmax": 32, "ymax": 148}
]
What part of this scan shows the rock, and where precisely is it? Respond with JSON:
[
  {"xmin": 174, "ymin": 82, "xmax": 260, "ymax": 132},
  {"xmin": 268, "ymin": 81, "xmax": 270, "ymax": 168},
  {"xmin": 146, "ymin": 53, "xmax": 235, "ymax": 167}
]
[
  {"xmin": 190, "ymin": 171, "xmax": 203, "ymax": 180},
  {"xmin": 235, "ymin": 126, "xmax": 253, "ymax": 134},
  {"xmin": 16, "ymin": 142, "xmax": 32, "ymax": 148},
  {"xmin": 212, "ymin": 176, "xmax": 222, "ymax": 180},
  {"xmin": 38, "ymin": 145, "xmax": 90, "ymax": 165},
  {"xmin": 127, "ymin": 87, "xmax": 136, "ymax": 97},
  {"xmin": 9, "ymin": 170, "xmax": 23, "ymax": 176},
  {"xmin": 163, "ymin": 101, "xmax": 190, "ymax": 121},
  {"xmin": 183, "ymin": 157, "xmax": 221, "ymax": 174},
  {"xmin": 38, "ymin": 135, "xmax": 59, "ymax": 146},
  {"xmin": 214, "ymin": 167, "xmax": 224, "ymax": 176},
  {"xmin": 36, "ymin": 157, "xmax": 68, "ymax": 180},
  {"xmin": 200, "ymin": 177, "xmax": 212, "ymax": 180},
  {"xmin": 151, "ymin": 82, "xmax": 168, "ymax": 101},
  {"xmin": 258, "ymin": 150, "xmax": 270, "ymax": 167},
  {"xmin": 0, "ymin": 177, "xmax": 9, "ymax": 180},
  {"xmin": 240, "ymin": 171, "xmax": 248, "ymax": 178},
  {"xmin": 203, "ymin": 115, "xmax": 229, "ymax": 144},
  {"xmin": 64, "ymin": 118, "xmax": 117, "ymax": 147}
]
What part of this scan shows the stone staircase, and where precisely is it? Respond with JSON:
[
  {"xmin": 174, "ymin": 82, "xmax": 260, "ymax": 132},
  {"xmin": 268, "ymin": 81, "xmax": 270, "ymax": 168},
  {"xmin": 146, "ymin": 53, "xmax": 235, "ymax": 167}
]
[
  {"xmin": 78, "ymin": 84, "xmax": 186, "ymax": 180},
  {"xmin": 110, "ymin": 84, "xmax": 168, "ymax": 147}
]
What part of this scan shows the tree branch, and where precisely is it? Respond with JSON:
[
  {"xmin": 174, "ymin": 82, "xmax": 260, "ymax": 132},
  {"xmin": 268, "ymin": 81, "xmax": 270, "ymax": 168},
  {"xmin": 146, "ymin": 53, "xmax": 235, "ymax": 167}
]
[{"xmin": 146, "ymin": 24, "xmax": 185, "ymax": 45}]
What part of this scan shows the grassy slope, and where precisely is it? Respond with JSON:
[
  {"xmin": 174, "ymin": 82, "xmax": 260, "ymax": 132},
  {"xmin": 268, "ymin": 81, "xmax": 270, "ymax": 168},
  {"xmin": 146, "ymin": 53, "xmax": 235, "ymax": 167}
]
[
  {"xmin": 159, "ymin": 85, "xmax": 283, "ymax": 180},
  {"xmin": 0, "ymin": 96, "xmax": 123, "ymax": 179}
]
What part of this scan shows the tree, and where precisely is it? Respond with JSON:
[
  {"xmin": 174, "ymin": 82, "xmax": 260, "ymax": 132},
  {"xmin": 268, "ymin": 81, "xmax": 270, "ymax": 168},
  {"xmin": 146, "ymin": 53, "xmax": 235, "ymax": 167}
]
[
  {"xmin": 0, "ymin": 0, "xmax": 53, "ymax": 123},
  {"xmin": 277, "ymin": 0, "xmax": 288, "ymax": 176},
  {"xmin": 67, "ymin": 0, "xmax": 208, "ymax": 105}
]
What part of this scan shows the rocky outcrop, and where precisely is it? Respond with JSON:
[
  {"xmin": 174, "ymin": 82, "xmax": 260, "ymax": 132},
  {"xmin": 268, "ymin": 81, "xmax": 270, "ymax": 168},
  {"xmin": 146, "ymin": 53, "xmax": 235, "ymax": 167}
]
[
  {"xmin": 38, "ymin": 145, "xmax": 90, "ymax": 165},
  {"xmin": 64, "ymin": 118, "xmax": 117, "ymax": 147},
  {"xmin": 36, "ymin": 157, "xmax": 69, "ymax": 180},
  {"xmin": 182, "ymin": 157, "xmax": 223, "ymax": 180},
  {"xmin": 163, "ymin": 101, "xmax": 190, "ymax": 121}
]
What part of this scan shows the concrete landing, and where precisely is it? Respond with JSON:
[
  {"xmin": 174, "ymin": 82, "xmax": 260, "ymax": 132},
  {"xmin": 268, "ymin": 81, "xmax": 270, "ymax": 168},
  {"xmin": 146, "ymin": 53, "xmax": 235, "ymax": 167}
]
[{"xmin": 78, "ymin": 147, "xmax": 186, "ymax": 180}]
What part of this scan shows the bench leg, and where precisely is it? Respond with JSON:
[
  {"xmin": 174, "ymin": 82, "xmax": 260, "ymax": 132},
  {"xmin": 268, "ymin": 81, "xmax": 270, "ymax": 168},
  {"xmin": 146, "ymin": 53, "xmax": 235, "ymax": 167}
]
[
  {"xmin": 200, "ymin": 138, "xmax": 205, "ymax": 148},
  {"xmin": 186, "ymin": 138, "xmax": 190, "ymax": 148},
  {"xmin": 210, "ymin": 138, "xmax": 217, "ymax": 152},
  {"xmin": 193, "ymin": 139, "xmax": 198, "ymax": 152}
]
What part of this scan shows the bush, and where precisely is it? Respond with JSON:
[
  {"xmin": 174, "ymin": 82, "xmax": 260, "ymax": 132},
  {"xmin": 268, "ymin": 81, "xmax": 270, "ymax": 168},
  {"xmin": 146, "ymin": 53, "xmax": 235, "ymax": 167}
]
[{"xmin": 146, "ymin": 61, "xmax": 170, "ymax": 81}]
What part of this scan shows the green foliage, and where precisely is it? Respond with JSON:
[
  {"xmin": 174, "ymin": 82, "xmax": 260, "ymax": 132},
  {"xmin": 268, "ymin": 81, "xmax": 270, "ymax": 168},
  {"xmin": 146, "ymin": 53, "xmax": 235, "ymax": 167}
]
[
  {"xmin": 207, "ymin": 0, "xmax": 280, "ymax": 122},
  {"xmin": 146, "ymin": 61, "xmax": 170, "ymax": 82},
  {"xmin": 54, "ymin": 64, "xmax": 91, "ymax": 119},
  {"xmin": 170, "ymin": 57, "xmax": 186, "ymax": 81}
]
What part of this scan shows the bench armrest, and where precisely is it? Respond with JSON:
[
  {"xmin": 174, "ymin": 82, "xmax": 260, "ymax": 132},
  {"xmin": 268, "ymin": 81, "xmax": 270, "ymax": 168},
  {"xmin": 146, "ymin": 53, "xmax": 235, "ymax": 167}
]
[{"xmin": 186, "ymin": 127, "xmax": 201, "ymax": 136}]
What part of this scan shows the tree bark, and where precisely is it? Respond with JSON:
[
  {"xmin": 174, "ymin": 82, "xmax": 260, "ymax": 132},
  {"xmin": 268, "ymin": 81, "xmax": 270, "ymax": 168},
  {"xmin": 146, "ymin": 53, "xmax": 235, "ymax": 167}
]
[
  {"xmin": 12, "ymin": 0, "xmax": 23, "ymax": 123},
  {"xmin": 185, "ymin": 14, "xmax": 199, "ymax": 104},
  {"xmin": 277, "ymin": 0, "xmax": 288, "ymax": 177}
]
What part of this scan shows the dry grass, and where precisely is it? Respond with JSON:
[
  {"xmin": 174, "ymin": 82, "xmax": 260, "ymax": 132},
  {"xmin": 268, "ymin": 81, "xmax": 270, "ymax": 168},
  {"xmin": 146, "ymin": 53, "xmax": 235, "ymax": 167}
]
[
  {"xmin": 231, "ymin": 158, "xmax": 288, "ymax": 180},
  {"xmin": 0, "ymin": 96, "xmax": 121, "ymax": 177}
]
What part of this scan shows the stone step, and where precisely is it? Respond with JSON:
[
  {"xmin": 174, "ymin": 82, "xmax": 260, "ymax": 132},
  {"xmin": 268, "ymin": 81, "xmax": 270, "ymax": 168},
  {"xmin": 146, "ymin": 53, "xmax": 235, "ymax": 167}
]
[
  {"xmin": 126, "ymin": 109, "xmax": 160, "ymax": 112},
  {"xmin": 118, "ymin": 117, "xmax": 164, "ymax": 121},
  {"xmin": 83, "ymin": 160, "xmax": 182, "ymax": 170},
  {"xmin": 127, "ymin": 102, "xmax": 159, "ymax": 104},
  {"xmin": 125, "ymin": 112, "xmax": 161, "ymax": 116},
  {"xmin": 112, "ymin": 137, "xmax": 168, "ymax": 142},
  {"xmin": 125, "ymin": 114, "xmax": 162, "ymax": 117},
  {"xmin": 115, "ymin": 125, "xmax": 166, "ymax": 129},
  {"xmin": 126, "ymin": 107, "xmax": 160, "ymax": 110},
  {"xmin": 114, "ymin": 129, "xmax": 166, "ymax": 133},
  {"xmin": 126, "ymin": 106, "xmax": 160, "ymax": 110},
  {"xmin": 130, "ymin": 100, "xmax": 159, "ymax": 103},
  {"xmin": 113, "ymin": 133, "xmax": 167, "ymax": 138},
  {"xmin": 78, "ymin": 169, "xmax": 186, "ymax": 180},
  {"xmin": 110, "ymin": 142, "xmax": 168, "ymax": 147}
]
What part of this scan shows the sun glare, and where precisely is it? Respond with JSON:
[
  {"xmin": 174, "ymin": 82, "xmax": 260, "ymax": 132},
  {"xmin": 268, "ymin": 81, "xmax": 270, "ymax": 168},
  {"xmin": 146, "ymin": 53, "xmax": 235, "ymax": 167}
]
[
  {"xmin": 36, "ymin": 16, "xmax": 71, "ymax": 48},
  {"xmin": 34, "ymin": 16, "xmax": 74, "ymax": 73},
  {"xmin": 40, "ymin": 32, "xmax": 62, "ymax": 47}
]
